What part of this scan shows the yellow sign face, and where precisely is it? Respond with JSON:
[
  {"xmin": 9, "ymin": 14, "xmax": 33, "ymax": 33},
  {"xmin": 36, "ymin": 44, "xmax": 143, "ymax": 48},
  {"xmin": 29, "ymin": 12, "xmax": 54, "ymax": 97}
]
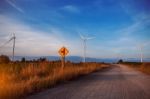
[{"xmin": 58, "ymin": 46, "xmax": 69, "ymax": 57}]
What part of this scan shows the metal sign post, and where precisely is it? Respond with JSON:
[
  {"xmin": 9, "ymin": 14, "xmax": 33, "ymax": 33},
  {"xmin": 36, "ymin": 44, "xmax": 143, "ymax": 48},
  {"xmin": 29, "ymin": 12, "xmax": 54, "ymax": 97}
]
[{"xmin": 58, "ymin": 46, "xmax": 69, "ymax": 69}]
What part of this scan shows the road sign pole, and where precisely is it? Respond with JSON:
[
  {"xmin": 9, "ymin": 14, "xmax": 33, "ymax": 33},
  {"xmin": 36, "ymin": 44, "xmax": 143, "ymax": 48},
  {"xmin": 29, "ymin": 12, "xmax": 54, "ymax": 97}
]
[
  {"xmin": 61, "ymin": 56, "xmax": 65, "ymax": 69},
  {"xmin": 58, "ymin": 46, "xmax": 69, "ymax": 69},
  {"xmin": 64, "ymin": 55, "xmax": 65, "ymax": 67}
]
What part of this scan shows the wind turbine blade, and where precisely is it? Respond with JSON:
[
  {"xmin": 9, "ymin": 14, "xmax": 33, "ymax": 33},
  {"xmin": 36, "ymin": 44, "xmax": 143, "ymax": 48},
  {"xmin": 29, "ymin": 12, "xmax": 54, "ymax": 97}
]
[
  {"xmin": 9, "ymin": 37, "xmax": 14, "ymax": 41},
  {"xmin": 0, "ymin": 37, "xmax": 14, "ymax": 48},
  {"xmin": 86, "ymin": 37, "xmax": 95, "ymax": 40},
  {"xmin": 78, "ymin": 32, "xmax": 85, "ymax": 39},
  {"xmin": 5, "ymin": 37, "xmax": 14, "ymax": 46}
]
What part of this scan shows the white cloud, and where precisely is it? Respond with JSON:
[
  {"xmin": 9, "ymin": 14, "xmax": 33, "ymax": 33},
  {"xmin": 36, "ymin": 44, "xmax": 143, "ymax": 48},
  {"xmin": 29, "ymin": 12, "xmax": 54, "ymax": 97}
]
[
  {"xmin": 102, "ymin": 36, "xmax": 150, "ymax": 58},
  {"xmin": 0, "ymin": 14, "xmax": 83, "ymax": 57},
  {"xmin": 108, "ymin": 14, "xmax": 150, "ymax": 58},
  {"xmin": 116, "ymin": 14, "xmax": 150, "ymax": 36},
  {"xmin": 120, "ymin": 1, "xmax": 150, "ymax": 37},
  {"xmin": 0, "ymin": 15, "xmax": 65, "ymax": 56},
  {"xmin": 5, "ymin": 0, "xmax": 24, "ymax": 13},
  {"xmin": 62, "ymin": 5, "xmax": 80, "ymax": 13}
]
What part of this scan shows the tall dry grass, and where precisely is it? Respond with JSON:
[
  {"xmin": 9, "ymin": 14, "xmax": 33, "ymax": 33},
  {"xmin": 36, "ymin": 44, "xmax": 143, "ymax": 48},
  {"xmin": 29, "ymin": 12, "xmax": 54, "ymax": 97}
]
[
  {"xmin": 120, "ymin": 62, "xmax": 150, "ymax": 74},
  {"xmin": 139, "ymin": 63, "xmax": 150, "ymax": 74},
  {"xmin": 0, "ymin": 62, "xmax": 108, "ymax": 99}
]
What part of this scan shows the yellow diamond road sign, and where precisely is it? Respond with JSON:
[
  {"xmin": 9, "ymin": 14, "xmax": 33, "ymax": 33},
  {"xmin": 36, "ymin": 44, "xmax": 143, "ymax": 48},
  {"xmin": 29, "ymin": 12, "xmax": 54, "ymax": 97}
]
[{"xmin": 58, "ymin": 46, "xmax": 69, "ymax": 57}]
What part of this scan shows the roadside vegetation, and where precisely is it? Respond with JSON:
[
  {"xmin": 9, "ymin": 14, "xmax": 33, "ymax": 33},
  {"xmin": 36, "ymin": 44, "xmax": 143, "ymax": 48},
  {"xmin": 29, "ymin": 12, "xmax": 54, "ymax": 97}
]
[
  {"xmin": 0, "ymin": 55, "xmax": 109, "ymax": 99},
  {"xmin": 118, "ymin": 61, "xmax": 150, "ymax": 75}
]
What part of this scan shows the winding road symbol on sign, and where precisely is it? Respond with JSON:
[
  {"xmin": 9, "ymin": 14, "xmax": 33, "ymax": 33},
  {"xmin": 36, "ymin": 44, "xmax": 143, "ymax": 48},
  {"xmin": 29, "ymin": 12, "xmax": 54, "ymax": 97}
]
[
  {"xmin": 58, "ymin": 46, "xmax": 69, "ymax": 68},
  {"xmin": 58, "ymin": 46, "xmax": 69, "ymax": 57}
]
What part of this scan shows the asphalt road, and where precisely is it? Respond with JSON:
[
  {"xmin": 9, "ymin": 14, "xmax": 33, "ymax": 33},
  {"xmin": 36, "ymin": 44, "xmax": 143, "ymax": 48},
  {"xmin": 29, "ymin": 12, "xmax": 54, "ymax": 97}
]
[{"xmin": 25, "ymin": 64, "xmax": 150, "ymax": 99}]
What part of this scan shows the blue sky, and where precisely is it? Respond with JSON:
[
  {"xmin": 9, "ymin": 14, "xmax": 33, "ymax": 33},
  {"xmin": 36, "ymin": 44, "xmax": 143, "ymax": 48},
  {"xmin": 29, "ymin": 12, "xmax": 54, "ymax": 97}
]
[{"xmin": 0, "ymin": 0, "xmax": 150, "ymax": 58}]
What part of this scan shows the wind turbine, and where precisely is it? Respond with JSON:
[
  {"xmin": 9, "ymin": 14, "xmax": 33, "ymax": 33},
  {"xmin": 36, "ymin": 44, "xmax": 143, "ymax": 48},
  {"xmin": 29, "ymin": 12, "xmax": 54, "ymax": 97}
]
[
  {"xmin": 79, "ymin": 33, "xmax": 95, "ymax": 63},
  {"xmin": 12, "ymin": 33, "xmax": 16, "ymax": 61},
  {"xmin": 138, "ymin": 43, "xmax": 147, "ymax": 63},
  {"xmin": 140, "ymin": 45, "xmax": 144, "ymax": 63},
  {"xmin": 0, "ymin": 33, "xmax": 16, "ymax": 61}
]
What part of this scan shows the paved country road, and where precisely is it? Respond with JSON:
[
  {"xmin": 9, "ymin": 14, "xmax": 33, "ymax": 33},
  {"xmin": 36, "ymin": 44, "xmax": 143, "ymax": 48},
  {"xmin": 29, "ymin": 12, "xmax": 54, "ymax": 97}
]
[{"xmin": 25, "ymin": 64, "xmax": 150, "ymax": 99}]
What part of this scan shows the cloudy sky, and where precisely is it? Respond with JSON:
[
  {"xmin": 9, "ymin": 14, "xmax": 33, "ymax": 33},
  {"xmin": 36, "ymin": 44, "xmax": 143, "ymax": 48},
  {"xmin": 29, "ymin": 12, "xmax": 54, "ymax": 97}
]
[{"xmin": 0, "ymin": 0, "xmax": 150, "ymax": 58}]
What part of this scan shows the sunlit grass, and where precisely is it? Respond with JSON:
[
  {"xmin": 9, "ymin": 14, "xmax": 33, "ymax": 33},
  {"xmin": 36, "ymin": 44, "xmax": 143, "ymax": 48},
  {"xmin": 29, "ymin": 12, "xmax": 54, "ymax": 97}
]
[
  {"xmin": 0, "ymin": 61, "xmax": 108, "ymax": 99},
  {"xmin": 139, "ymin": 63, "xmax": 150, "ymax": 74},
  {"xmin": 121, "ymin": 62, "xmax": 150, "ymax": 74}
]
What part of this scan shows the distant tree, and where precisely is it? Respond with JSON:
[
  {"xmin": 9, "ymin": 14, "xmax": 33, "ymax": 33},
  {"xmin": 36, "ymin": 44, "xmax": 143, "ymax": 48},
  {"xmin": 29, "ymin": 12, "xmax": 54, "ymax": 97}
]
[
  {"xmin": 0, "ymin": 55, "xmax": 10, "ymax": 63},
  {"xmin": 67, "ymin": 60, "xmax": 71, "ymax": 63},
  {"xmin": 118, "ymin": 59, "xmax": 123, "ymax": 63},
  {"xmin": 38, "ymin": 57, "xmax": 47, "ymax": 62},
  {"xmin": 21, "ymin": 57, "xmax": 26, "ymax": 62},
  {"xmin": 33, "ymin": 59, "xmax": 36, "ymax": 62}
]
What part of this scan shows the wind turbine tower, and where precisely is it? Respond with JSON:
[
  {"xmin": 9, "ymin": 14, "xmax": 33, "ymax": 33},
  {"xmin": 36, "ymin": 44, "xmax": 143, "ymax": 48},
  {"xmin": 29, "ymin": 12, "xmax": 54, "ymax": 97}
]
[
  {"xmin": 79, "ymin": 33, "xmax": 95, "ymax": 63},
  {"xmin": 9, "ymin": 33, "xmax": 16, "ymax": 61},
  {"xmin": 138, "ymin": 43, "xmax": 147, "ymax": 63},
  {"xmin": 12, "ymin": 33, "xmax": 16, "ymax": 61},
  {"xmin": 0, "ymin": 33, "xmax": 16, "ymax": 61},
  {"xmin": 138, "ymin": 41, "xmax": 150, "ymax": 63},
  {"xmin": 139, "ymin": 45, "xmax": 143, "ymax": 63}
]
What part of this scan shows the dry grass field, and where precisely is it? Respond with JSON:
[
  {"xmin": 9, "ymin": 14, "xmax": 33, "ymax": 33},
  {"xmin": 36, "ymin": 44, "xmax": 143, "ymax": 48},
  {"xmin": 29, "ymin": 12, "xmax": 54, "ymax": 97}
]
[
  {"xmin": 120, "ymin": 62, "xmax": 150, "ymax": 75},
  {"xmin": 0, "ymin": 61, "xmax": 109, "ymax": 99}
]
